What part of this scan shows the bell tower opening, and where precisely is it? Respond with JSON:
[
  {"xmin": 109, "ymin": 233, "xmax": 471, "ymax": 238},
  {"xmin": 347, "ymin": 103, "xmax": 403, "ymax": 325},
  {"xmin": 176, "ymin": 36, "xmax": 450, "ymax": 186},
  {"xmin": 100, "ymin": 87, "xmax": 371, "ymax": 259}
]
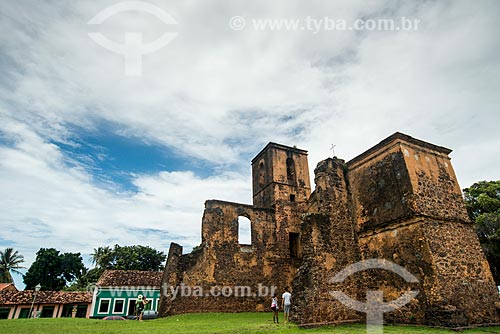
[
  {"xmin": 286, "ymin": 158, "xmax": 296, "ymax": 185},
  {"xmin": 258, "ymin": 161, "xmax": 265, "ymax": 187}
]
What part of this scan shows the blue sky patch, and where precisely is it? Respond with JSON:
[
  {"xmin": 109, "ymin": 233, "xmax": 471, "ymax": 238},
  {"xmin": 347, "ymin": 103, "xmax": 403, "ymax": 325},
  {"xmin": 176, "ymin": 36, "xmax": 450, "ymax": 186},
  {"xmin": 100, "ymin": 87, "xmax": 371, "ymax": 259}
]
[{"xmin": 55, "ymin": 123, "xmax": 216, "ymax": 191}]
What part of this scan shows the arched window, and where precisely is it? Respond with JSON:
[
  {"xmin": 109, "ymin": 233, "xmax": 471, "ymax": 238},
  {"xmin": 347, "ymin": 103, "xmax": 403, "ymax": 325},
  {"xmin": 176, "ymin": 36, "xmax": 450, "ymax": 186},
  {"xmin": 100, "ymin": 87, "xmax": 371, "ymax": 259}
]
[
  {"xmin": 258, "ymin": 161, "xmax": 265, "ymax": 187},
  {"xmin": 238, "ymin": 216, "xmax": 252, "ymax": 245},
  {"xmin": 286, "ymin": 158, "xmax": 296, "ymax": 185}
]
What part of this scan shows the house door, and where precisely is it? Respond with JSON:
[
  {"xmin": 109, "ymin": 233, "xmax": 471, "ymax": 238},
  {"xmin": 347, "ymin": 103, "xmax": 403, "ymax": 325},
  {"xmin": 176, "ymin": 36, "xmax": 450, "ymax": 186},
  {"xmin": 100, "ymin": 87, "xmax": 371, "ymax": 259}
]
[{"xmin": 128, "ymin": 300, "xmax": 136, "ymax": 316}]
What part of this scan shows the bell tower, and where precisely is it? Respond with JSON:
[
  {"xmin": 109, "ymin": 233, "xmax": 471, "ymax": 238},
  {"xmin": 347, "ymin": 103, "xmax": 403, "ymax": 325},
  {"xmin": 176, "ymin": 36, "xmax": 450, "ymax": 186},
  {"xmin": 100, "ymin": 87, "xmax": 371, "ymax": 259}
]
[{"xmin": 251, "ymin": 142, "xmax": 311, "ymax": 207}]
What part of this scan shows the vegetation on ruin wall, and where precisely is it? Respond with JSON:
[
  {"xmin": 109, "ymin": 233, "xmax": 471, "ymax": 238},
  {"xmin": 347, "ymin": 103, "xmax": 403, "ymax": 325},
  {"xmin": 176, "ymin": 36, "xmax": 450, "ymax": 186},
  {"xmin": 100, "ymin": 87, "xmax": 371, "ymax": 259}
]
[{"xmin": 1, "ymin": 313, "xmax": 500, "ymax": 334}]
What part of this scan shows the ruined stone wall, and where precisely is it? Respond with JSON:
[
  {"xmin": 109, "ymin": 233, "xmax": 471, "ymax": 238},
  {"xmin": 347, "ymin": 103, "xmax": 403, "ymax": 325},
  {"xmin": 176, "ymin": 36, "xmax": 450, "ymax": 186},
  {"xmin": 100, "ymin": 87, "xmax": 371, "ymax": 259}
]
[
  {"xmin": 293, "ymin": 158, "xmax": 362, "ymax": 325},
  {"xmin": 400, "ymin": 143, "xmax": 469, "ymax": 222},
  {"xmin": 357, "ymin": 220, "xmax": 437, "ymax": 325},
  {"xmin": 358, "ymin": 219, "xmax": 499, "ymax": 326},
  {"xmin": 160, "ymin": 200, "xmax": 298, "ymax": 315},
  {"xmin": 348, "ymin": 144, "xmax": 414, "ymax": 232},
  {"xmin": 273, "ymin": 201, "xmax": 307, "ymax": 260},
  {"xmin": 422, "ymin": 220, "xmax": 498, "ymax": 325},
  {"xmin": 348, "ymin": 134, "xmax": 499, "ymax": 326},
  {"xmin": 160, "ymin": 133, "xmax": 500, "ymax": 327},
  {"xmin": 158, "ymin": 243, "xmax": 183, "ymax": 316},
  {"xmin": 293, "ymin": 213, "xmax": 364, "ymax": 325}
]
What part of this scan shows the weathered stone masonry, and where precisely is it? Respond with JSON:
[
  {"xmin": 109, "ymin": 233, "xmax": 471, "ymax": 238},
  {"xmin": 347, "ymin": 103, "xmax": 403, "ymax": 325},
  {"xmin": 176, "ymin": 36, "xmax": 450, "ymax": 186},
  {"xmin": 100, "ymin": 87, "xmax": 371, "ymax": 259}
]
[{"xmin": 159, "ymin": 132, "xmax": 499, "ymax": 327}]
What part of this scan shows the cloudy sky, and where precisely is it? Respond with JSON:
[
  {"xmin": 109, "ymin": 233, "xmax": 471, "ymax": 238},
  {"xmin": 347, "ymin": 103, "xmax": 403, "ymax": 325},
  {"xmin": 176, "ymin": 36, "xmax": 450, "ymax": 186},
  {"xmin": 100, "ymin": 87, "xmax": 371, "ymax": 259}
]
[{"xmin": 1, "ymin": 0, "xmax": 499, "ymax": 289}]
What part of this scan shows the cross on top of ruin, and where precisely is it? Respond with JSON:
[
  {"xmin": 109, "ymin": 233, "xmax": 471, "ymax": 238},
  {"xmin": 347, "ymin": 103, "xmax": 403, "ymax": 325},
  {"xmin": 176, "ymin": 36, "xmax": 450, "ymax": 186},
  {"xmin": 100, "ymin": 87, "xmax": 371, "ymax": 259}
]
[{"xmin": 330, "ymin": 144, "xmax": 336, "ymax": 158}]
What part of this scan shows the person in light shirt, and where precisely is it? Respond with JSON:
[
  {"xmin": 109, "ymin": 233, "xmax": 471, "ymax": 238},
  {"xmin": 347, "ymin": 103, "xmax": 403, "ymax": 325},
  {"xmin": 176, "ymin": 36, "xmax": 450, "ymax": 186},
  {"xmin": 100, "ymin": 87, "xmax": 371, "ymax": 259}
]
[{"xmin": 281, "ymin": 287, "xmax": 292, "ymax": 324}]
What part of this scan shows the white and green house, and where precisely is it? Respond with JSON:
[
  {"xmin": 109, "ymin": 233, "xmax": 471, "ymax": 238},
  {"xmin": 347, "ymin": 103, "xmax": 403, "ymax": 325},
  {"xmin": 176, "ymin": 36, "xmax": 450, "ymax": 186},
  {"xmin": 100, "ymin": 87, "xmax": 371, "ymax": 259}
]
[{"xmin": 90, "ymin": 270, "xmax": 162, "ymax": 318}]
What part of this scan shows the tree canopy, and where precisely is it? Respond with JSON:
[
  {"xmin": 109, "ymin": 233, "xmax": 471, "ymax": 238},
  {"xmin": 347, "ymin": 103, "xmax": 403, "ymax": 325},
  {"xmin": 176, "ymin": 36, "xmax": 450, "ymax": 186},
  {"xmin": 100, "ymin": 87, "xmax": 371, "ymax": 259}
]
[
  {"xmin": 463, "ymin": 180, "xmax": 500, "ymax": 284},
  {"xmin": 67, "ymin": 244, "xmax": 165, "ymax": 291},
  {"xmin": 23, "ymin": 248, "xmax": 85, "ymax": 290},
  {"xmin": 90, "ymin": 244, "xmax": 166, "ymax": 271},
  {"xmin": 0, "ymin": 248, "xmax": 25, "ymax": 283}
]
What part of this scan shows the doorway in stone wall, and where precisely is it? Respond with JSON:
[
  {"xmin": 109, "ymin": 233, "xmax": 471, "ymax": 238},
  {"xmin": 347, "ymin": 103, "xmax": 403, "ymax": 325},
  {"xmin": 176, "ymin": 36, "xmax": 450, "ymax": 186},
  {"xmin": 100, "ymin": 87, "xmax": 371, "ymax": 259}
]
[{"xmin": 289, "ymin": 232, "xmax": 300, "ymax": 258}]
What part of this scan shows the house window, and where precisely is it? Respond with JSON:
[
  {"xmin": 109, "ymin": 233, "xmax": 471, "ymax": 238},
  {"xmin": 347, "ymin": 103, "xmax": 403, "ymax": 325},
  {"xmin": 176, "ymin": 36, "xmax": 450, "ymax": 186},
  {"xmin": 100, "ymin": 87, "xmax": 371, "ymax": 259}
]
[
  {"xmin": 18, "ymin": 308, "xmax": 30, "ymax": 319},
  {"xmin": 238, "ymin": 216, "xmax": 252, "ymax": 245},
  {"xmin": 61, "ymin": 304, "xmax": 87, "ymax": 318},
  {"xmin": 113, "ymin": 299, "xmax": 125, "ymax": 314},
  {"xmin": 290, "ymin": 194, "xmax": 296, "ymax": 202},
  {"xmin": 289, "ymin": 232, "xmax": 300, "ymax": 258},
  {"xmin": 98, "ymin": 299, "xmax": 111, "ymax": 314},
  {"xmin": 0, "ymin": 308, "xmax": 10, "ymax": 319}
]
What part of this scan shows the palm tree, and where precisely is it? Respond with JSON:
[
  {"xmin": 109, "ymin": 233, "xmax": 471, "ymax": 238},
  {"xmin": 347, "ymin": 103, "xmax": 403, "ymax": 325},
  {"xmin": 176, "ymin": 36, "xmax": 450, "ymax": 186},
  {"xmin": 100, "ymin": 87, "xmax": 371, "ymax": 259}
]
[
  {"xmin": 90, "ymin": 246, "xmax": 112, "ymax": 269},
  {"xmin": 0, "ymin": 248, "xmax": 26, "ymax": 283}
]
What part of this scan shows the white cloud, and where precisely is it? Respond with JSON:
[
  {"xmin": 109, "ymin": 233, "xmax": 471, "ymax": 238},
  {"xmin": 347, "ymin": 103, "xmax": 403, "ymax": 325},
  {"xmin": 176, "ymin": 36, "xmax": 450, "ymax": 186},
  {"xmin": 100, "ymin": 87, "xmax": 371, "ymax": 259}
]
[
  {"xmin": 1, "ymin": 0, "xmax": 499, "ymax": 288},
  {"xmin": 0, "ymin": 122, "xmax": 250, "ymax": 272}
]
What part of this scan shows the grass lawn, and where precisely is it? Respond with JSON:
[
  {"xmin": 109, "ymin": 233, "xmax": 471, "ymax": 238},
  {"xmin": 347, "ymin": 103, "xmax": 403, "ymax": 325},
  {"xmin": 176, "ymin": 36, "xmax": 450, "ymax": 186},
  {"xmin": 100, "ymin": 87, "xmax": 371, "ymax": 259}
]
[{"xmin": 1, "ymin": 313, "xmax": 500, "ymax": 334}]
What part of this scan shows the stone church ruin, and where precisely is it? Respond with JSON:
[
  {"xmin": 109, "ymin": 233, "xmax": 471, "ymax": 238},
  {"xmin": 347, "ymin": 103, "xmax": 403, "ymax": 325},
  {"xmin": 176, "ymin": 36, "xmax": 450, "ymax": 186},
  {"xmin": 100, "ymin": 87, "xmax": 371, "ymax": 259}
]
[{"xmin": 159, "ymin": 132, "xmax": 499, "ymax": 327}]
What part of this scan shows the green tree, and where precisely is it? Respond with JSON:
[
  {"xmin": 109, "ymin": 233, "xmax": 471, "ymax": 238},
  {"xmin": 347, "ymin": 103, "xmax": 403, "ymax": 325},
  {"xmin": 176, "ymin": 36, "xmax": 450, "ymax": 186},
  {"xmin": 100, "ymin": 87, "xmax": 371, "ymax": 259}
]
[
  {"xmin": 23, "ymin": 248, "xmax": 85, "ymax": 290},
  {"xmin": 71, "ymin": 245, "xmax": 165, "ymax": 290},
  {"xmin": 463, "ymin": 180, "xmax": 500, "ymax": 284},
  {"xmin": 0, "ymin": 248, "xmax": 25, "ymax": 283},
  {"xmin": 65, "ymin": 267, "xmax": 104, "ymax": 291},
  {"xmin": 90, "ymin": 246, "xmax": 112, "ymax": 268},
  {"xmin": 91, "ymin": 244, "xmax": 165, "ymax": 271}
]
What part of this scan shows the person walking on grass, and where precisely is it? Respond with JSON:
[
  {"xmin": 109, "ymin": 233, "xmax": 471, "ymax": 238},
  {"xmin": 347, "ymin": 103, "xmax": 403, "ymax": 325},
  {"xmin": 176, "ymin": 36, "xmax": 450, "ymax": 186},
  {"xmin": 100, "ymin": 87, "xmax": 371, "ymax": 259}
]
[
  {"xmin": 271, "ymin": 294, "xmax": 279, "ymax": 323},
  {"xmin": 135, "ymin": 295, "xmax": 149, "ymax": 321},
  {"xmin": 282, "ymin": 287, "xmax": 292, "ymax": 324},
  {"xmin": 135, "ymin": 295, "xmax": 143, "ymax": 319},
  {"xmin": 138, "ymin": 296, "xmax": 149, "ymax": 321}
]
